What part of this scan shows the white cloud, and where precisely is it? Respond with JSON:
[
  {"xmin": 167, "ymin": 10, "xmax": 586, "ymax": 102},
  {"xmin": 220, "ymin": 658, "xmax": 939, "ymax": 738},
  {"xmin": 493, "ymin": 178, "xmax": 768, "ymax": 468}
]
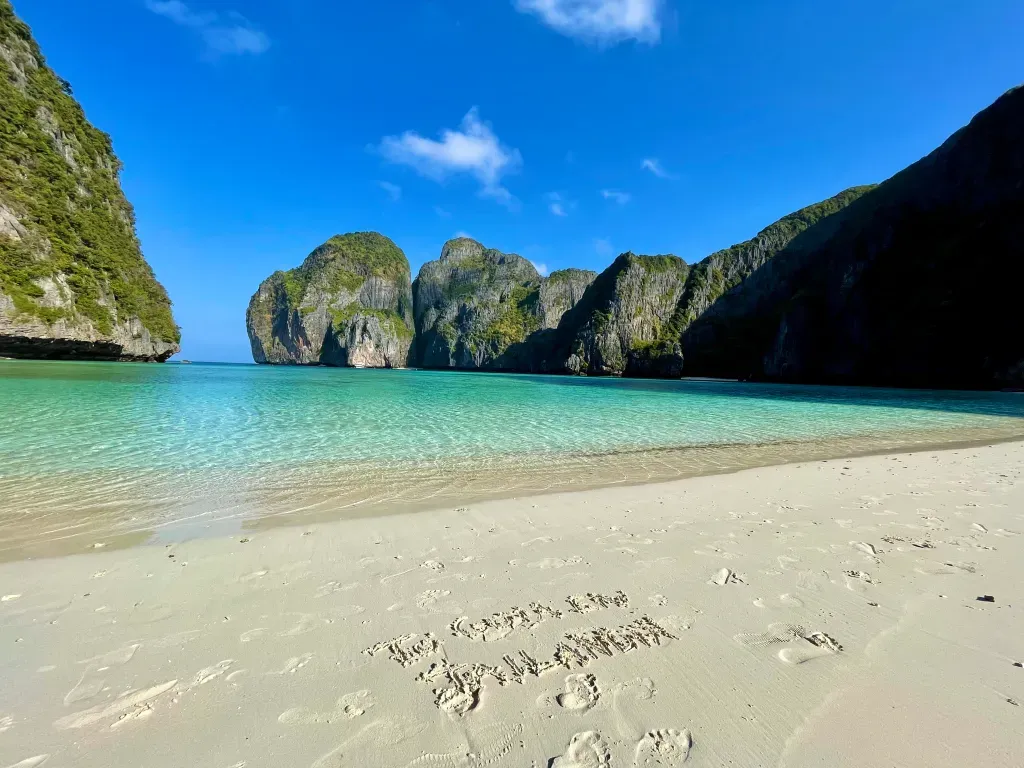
[
  {"xmin": 378, "ymin": 108, "xmax": 522, "ymax": 209},
  {"xmin": 641, "ymin": 157, "xmax": 675, "ymax": 179},
  {"xmin": 434, "ymin": 206, "xmax": 452, "ymax": 218},
  {"xmin": 546, "ymin": 192, "xmax": 569, "ymax": 217},
  {"xmin": 594, "ymin": 237, "xmax": 614, "ymax": 258},
  {"xmin": 515, "ymin": 0, "xmax": 663, "ymax": 45},
  {"xmin": 454, "ymin": 230, "xmax": 474, "ymax": 240},
  {"xmin": 601, "ymin": 189, "xmax": 630, "ymax": 204},
  {"xmin": 146, "ymin": 1, "xmax": 270, "ymax": 57},
  {"xmin": 376, "ymin": 181, "xmax": 401, "ymax": 201},
  {"xmin": 531, "ymin": 261, "xmax": 550, "ymax": 276}
]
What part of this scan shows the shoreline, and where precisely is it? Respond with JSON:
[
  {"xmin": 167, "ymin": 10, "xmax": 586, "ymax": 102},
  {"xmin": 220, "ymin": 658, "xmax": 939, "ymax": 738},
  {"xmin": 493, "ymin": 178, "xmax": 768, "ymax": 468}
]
[
  {"xmin": 1, "ymin": 440, "xmax": 1022, "ymax": 766},
  {"xmin": 2, "ymin": 423, "xmax": 1024, "ymax": 564}
]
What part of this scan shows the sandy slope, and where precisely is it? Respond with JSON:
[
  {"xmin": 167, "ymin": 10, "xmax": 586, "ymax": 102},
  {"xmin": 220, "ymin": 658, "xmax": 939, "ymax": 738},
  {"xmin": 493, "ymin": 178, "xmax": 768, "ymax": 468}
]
[{"xmin": 1, "ymin": 442, "xmax": 1023, "ymax": 768}]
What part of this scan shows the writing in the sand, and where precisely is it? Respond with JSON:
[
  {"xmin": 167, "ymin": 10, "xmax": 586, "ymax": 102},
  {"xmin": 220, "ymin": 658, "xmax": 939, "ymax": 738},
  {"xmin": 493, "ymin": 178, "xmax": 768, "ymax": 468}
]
[{"xmin": 363, "ymin": 591, "xmax": 677, "ymax": 716}]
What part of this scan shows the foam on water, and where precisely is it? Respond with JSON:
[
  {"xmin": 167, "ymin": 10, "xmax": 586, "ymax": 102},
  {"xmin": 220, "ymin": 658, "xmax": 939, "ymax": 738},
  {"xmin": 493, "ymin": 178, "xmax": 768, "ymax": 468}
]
[{"xmin": 1, "ymin": 361, "xmax": 1022, "ymax": 558}]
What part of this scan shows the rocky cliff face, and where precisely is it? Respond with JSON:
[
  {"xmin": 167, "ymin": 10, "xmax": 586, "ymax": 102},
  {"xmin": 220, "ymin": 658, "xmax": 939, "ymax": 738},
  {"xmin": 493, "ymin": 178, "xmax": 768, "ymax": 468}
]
[
  {"xmin": 627, "ymin": 187, "xmax": 874, "ymax": 377},
  {"xmin": 413, "ymin": 238, "xmax": 595, "ymax": 370},
  {"xmin": 246, "ymin": 232, "xmax": 414, "ymax": 368},
  {"xmin": 548, "ymin": 253, "xmax": 689, "ymax": 376},
  {"xmin": 0, "ymin": 1, "xmax": 179, "ymax": 361},
  {"xmin": 682, "ymin": 85, "xmax": 1024, "ymax": 389}
]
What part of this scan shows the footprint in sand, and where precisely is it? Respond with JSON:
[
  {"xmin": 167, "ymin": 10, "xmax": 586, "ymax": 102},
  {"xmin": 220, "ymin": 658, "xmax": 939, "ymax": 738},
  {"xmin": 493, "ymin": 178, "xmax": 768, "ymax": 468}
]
[
  {"xmin": 754, "ymin": 593, "xmax": 803, "ymax": 609},
  {"xmin": 852, "ymin": 541, "xmax": 882, "ymax": 559},
  {"xmin": 611, "ymin": 678, "xmax": 657, "ymax": 740},
  {"xmin": 707, "ymin": 568, "xmax": 743, "ymax": 586},
  {"xmin": 648, "ymin": 595, "xmax": 667, "ymax": 606},
  {"xmin": 843, "ymin": 571, "xmax": 874, "ymax": 592},
  {"xmin": 239, "ymin": 628, "xmax": 267, "ymax": 643},
  {"xmin": 2, "ymin": 594, "xmax": 22, "ymax": 602},
  {"xmin": 405, "ymin": 721, "xmax": 521, "ymax": 767},
  {"xmin": 634, "ymin": 729, "xmax": 692, "ymax": 766},
  {"xmin": 657, "ymin": 615, "xmax": 693, "ymax": 635},
  {"xmin": 315, "ymin": 580, "xmax": 359, "ymax": 598},
  {"xmin": 54, "ymin": 679, "xmax": 178, "ymax": 730},
  {"xmin": 272, "ymin": 654, "xmax": 312, "ymax": 675},
  {"xmin": 191, "ymin": 660, "xmax": 234, "ymax": 687},
  {"xmin": 279, "ymin": 690, "xmax": 373, "ymax": 724},
  {"xmin": 550, "ymin": 731, "xmax": 611, "ymax": 768},
  {"xmin": 538, "ymin": 673, "xmax": 601, "ymax": 713},
  {"xmin": 735, "ymin": 623, "xmax": 842, "ymax": 664},
  {"xmin": 415, "ymin": 589, "xmax": 453, "ymax": 612},
  {"xmin": 779, "ymin": 633, "xmax": 843, "ymax": 665},
  {"xmin": 0, "ymin": 715, "xmax": 12, "ymax": 733}
]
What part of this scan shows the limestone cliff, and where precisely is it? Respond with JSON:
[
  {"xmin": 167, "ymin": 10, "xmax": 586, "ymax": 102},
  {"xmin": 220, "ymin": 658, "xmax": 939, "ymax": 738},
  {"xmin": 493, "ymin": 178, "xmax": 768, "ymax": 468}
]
[
  {"xmin": 627, "ymin": 186, "xmax": 874, "ymax": 377},
  {"xmin": 682, "ymin": 85, "xmax": 1024, "ymax": 389},
  {"xmin": 246, "ymin": 232, "xmax": 414, "ymax": 368},
  {"xmin": 0, "ymin": 0, "xmax": 179, "ymax": 361},
  {"xmin": 413, "ymin": 238, "xmax": 595, "ymax": 370},
  {"xmin": 549, "ymin": 253, "xmax": 689, "ymax": 376}
]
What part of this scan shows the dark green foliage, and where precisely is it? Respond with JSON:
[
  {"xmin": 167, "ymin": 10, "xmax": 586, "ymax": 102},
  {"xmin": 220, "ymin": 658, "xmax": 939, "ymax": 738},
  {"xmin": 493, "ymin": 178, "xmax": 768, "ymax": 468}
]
[
  {"xmin": 0, "ymin": 0, "xmax": 178, "ymax": 342},
  {"xmin": 322, "ymin": 232, "xmax": 411, "ymax": 281},
  {"xmin": 474, "ymin": 284, "xmax": 540, "ymax": 350},
  {"xmin": 273, "ymin": 232, "xmax": 411, "ymax": 312},
  {"xmin": 328, "ymin": 304, "xmax": 414, "ymax": 340},
  {"xmin": 627, "ymin": 186, "xmax": 874, "ymax": 375}
]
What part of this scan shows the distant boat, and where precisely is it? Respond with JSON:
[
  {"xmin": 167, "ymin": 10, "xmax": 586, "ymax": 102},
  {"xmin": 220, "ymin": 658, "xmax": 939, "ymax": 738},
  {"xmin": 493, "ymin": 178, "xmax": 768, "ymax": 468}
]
[{"xmin": 179, "ymin": 360, "xmax": 193, "ymax": 365}]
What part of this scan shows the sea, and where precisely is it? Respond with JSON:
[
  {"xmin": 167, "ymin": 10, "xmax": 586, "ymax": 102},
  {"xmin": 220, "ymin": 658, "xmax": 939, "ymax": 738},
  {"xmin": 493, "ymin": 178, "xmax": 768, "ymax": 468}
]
[{"xmin": 2, "ymin": 360, "xmax": 1022, "ymax": 560}]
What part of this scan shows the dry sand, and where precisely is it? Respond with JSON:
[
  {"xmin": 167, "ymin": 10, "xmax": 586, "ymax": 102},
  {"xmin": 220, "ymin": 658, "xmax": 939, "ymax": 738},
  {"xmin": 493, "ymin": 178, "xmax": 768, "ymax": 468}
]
[{"xmin": 1, "ymin": 442, "xmax": 1023, "ymax": 767}]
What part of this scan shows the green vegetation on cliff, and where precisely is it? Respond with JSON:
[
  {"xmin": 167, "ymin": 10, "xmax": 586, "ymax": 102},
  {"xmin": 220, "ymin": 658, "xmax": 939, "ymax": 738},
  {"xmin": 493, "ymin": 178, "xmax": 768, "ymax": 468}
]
[
  {"xmin": 246, "ymin": 231, "xmax": 415, "ymax": 367},
  {"xmin": 549, "ymin": 252, "xmax": 689, "ymax": 375},
  {"xmin": 0, "ymin": 0, "xmax": 178, "ymax": 342},
  {"xmin": 626, "ymin": 186, "xmax": 874, "ymax": 376},
  {"xmin": 272, "ymin": 232, "xmax": 411, "ymax": 311}
]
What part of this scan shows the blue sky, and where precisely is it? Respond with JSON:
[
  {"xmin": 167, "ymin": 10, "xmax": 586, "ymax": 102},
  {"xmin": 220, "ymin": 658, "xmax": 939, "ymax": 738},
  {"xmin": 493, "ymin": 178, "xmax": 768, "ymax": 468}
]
[{"xmin": 14, "ymin": 0, "xmax": 1024, "ymax": 362}]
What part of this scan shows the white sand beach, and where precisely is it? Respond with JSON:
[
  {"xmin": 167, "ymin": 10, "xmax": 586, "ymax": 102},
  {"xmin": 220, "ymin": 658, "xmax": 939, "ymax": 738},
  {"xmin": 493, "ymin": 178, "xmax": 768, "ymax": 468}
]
[{"xmin": 2, "ymin": 442, "xmax": 1023, "ymax": 768}]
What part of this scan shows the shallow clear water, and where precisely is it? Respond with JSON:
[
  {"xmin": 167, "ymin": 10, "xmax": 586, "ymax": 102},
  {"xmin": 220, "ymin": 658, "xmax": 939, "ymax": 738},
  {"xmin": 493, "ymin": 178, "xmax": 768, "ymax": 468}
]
[{"xmin": 1, "ymin": 360, "xmax": 1023, "ymax": 558}]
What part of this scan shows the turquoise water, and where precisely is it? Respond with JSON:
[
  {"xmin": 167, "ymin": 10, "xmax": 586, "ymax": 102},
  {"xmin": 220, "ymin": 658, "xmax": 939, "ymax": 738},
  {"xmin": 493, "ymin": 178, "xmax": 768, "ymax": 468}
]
[{"xmin": 1, "ymin": 360, "xmax": 1023, "ymax": 556}]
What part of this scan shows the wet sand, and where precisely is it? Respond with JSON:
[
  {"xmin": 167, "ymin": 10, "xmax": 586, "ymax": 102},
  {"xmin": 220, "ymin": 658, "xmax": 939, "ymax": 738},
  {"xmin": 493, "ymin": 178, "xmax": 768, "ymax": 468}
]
[{"xmin": 2, "ymin": 420, "xmax": 1023, "ymax": 563}]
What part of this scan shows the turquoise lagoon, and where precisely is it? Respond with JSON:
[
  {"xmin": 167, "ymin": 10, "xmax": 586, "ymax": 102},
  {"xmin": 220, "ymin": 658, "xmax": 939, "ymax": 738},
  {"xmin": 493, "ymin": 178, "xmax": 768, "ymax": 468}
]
[{"xmin": 1, "ymin": 360, "xmax": 1023, "ymax": 558}]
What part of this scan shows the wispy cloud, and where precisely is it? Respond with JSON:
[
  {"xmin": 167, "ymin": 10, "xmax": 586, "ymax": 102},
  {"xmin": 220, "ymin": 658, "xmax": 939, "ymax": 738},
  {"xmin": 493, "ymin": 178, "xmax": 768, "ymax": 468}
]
[
  {"xmin": 454, "ymin": 230, "xmax": 474, "ymax": 240},
  {"xmin": 376, "ymin": 181, "xmax": 401, "ymax": 201},
  {"xmin": 378, "ymin": 108, "xmax": 522, "ymax": 209},
  {"xmin": 594, "ymin": 237, "xmax": 614, "ymax": 258},
  {"xmin": 434, "ymin": 206, "xmax": 452, "ymax": 218},
  {"xmin": 515, "ymin": 0, "xmax": 663, "ymax": 45},
  {"xmin": 641, "ymin": 157, "xmax": 675, "ymax": 179},
  {"xmin": 531, "ymin": 261, "xmax": 550, "ymax": 276},
  {"xmin": 146, "ymin": 1, "xmax": 270, "ymax": 57},
  {"xmin": 601, "ymin": 189, "xmax": 630, "ymax": 204},
  {"xmin": 547, "ymin": 191, "xmax": 569, "ymax": 217}
]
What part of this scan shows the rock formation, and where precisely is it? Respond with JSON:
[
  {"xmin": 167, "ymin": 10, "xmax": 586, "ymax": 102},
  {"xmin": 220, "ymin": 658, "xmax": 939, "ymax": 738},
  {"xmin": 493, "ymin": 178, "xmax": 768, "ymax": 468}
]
[
  {"xmin": 682, "ymin": 85, "xmax": 1024, "ymax": 389},
  {"xmin": 246, "ymin": 232, "xmax": 414, "ymax": 368},
  {"xmin": 412, "ymin": 237, "xmax": 595, "ymax": 370},
  {"xmin": 626, "ymin": 186, "xmax": 874, "ymax": 377},
  {"xmin": 546, "ymin": 253, "xmax": 689, "ymax": 376},
  {"xmin": 0, "ymin": 0, "xmax": 179, "ymax": 361}
]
